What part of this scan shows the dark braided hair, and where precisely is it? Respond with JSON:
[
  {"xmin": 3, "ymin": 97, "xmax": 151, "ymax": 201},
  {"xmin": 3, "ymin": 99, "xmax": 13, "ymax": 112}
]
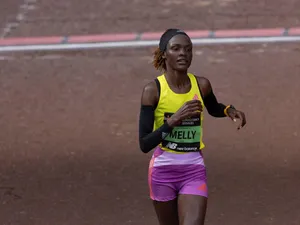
[{"xmin": 152, "ymin": 47, "xmax": 166, "ymax": 72}]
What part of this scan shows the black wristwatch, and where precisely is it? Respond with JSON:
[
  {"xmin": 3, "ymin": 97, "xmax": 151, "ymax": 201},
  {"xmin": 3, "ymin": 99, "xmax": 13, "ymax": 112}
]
[{"xmin": 229, "ymin": 105, "xmax": 236, "ymax": 110}]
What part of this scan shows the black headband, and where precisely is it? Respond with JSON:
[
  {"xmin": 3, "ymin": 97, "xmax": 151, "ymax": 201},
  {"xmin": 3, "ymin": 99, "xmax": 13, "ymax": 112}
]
[{"xmin": 159, "ymin": 28, "xmax": 189, "ymax": 52}]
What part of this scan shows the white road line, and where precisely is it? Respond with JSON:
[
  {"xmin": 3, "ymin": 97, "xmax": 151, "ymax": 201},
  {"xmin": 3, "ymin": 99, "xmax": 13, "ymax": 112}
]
[{"xmin": 1, "ymin": 36, "xmax": 300, "ymax": 53}]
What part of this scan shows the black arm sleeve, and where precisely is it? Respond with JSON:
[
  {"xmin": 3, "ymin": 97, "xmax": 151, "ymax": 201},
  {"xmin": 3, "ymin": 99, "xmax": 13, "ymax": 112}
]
[
  {"xmin": 138, "ymin": 105, "xmax": 173, "ymax": 153},
  {"xmin": 202, "ymin": 90, "xmax": 227, "ymax": 118}
]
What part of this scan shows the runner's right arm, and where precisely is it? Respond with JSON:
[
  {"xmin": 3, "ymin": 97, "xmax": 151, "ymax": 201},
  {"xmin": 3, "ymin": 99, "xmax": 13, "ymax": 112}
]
[{"xmin": 138, "ymin": 81, "xmax": 173, "ymax": 153}]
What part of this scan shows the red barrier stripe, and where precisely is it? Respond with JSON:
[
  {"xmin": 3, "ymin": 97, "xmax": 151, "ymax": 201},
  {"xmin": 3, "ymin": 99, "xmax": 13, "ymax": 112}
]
[
  {"xmin": 141, "ymin": 30, "xmax": 211, "ymax": 40},
  {"xmin": 185, "ymin": 30, "xmax": 211, "ymax": 38},
  {"xmin": 1, "ymin": 27, "xmax": 300, "ymax": 47},
  {"xmin": 140, "ymin": 32, "xmax": 163, "ymax": 40},
  {"xmin": 289, "ymin": 27, "xmax": 300, "ymax": 35},
  {"xmin": 67, "ymin": 33, "xmax": 137, "ymax": 43},
  {"xmin": 214, "ymin": 28, "xmax": 284, "ymax": 38},
  {"xmin": 0, "ymin": 36, "xmax": 62, "ymax": 46}
]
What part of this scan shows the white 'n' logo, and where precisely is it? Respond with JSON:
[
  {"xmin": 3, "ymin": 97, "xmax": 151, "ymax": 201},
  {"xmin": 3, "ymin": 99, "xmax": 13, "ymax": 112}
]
[{"xmin": 166, "ymin": 142, "xmax": 177, "ymax": 150}]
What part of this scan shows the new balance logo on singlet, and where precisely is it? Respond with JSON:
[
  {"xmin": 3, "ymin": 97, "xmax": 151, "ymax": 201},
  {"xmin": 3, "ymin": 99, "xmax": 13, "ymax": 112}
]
[{"xmin": 165, "ymin": 142, "xmax": 178, "ymax": 150}]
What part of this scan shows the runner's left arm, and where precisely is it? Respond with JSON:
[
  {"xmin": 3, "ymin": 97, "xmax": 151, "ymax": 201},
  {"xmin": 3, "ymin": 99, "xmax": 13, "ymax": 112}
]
[{"xmin": 196, "ymin": 76, "xmax": 229, "ymax": 118}]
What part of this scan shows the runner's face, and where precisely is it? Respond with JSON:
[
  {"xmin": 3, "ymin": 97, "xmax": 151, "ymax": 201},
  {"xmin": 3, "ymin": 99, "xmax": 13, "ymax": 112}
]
[{"xmin": 164, "ymin": 34, "xmax": 193, "ymax": 72}]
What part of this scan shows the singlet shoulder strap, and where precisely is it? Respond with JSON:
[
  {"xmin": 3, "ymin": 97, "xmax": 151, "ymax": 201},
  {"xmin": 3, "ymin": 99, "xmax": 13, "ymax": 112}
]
[
  {"xmin": 154, "ymin": 78, "xmax": 161, "ymax": 98},
  {"xmin": 191, "ymin": 73, "xmax": 205, "ymax": 100},
  {"xmin": 153, "ymin": 78, "xmax": 161, "ymax": 109}
]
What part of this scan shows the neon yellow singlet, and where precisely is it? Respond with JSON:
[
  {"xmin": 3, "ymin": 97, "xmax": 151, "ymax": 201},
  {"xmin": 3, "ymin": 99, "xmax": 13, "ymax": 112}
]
[{"xmin": 153, "ymin": 73, "xmax": 205, "ymax": 154}]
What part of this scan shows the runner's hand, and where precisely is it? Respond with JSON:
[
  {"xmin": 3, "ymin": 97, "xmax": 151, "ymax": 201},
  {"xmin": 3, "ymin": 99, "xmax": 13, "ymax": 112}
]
[
  {"xmin": 167, "ymin": 100, "xmax": 202, "ymax": 127},
  {"xmin": 227, "ymin": 108, "xmax": 246, "ymax": 130}
]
